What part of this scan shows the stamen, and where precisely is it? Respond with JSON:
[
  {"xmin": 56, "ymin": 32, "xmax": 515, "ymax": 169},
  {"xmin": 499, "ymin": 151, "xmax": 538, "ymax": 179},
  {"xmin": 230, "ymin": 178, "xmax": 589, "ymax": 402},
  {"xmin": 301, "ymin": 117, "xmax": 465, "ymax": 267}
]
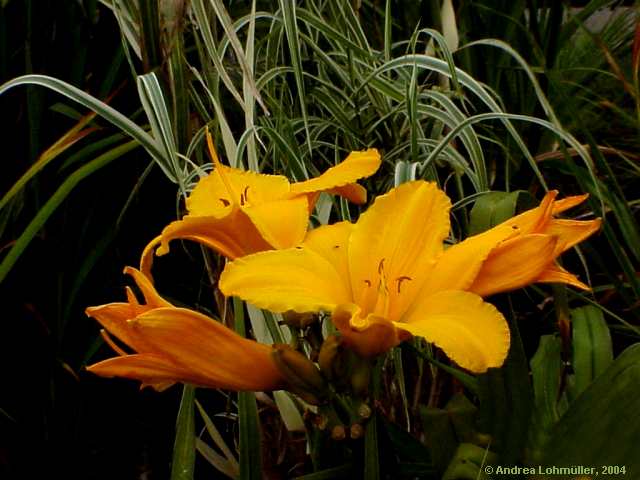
[
  {"xmin": 333, "ymin": 245, "xmax": 340, "ymax": 249},
  {"xmin": 219, "ymin": 198, "xmax": 230, "ymax": 207},
  {"xmin": 206, "ymin": 127, "xmax": 237, "ymax": 206},
  {"xmin": 364, "ymin": 279, "xmax": 372, "ymax": 287},
  {"xmin": 396, "ymin": 276, "xmax": 412, "ymax": 293},
  {"xmin": 377, "ymin": 258, "xmax": 386, "ymax": 274},
  {"xmin": 100, "ymin": 329, "xmax": 128, "ymax": 357}
]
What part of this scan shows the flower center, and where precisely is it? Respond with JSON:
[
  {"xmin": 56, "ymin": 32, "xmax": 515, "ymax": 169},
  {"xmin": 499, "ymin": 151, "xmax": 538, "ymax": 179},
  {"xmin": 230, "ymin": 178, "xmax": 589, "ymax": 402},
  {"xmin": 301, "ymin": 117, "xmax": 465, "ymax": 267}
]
[{"xmin": 359, "ymin": 258, "xmax": 412, "ymax": 319}]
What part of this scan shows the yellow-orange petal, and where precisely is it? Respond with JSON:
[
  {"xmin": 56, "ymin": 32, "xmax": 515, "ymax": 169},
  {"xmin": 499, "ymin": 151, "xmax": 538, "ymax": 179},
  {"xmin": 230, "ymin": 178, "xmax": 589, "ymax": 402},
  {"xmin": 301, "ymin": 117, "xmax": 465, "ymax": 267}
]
[
  {"xmin": 503, "ymin": 190, "xmax": 558, "ymax": 233},
  {"xmin": 86, "ymin": 267, "xmax": 171, "ymax": 352},
  {"xmin": 123, "ymin": 266, "xmax": 171, "ymax": 308},
  {"xmin": 241, "ymin": 196, "xmax": 309, "ymax": 249},
  {"xmin": 87, "ymin": 353, "xmax": 209, "ymax": 390},
  {"xmin": 302, "ymin": 221, "xmax": 355, "ymax": 299},
  {"xmin": 331, "ymin": 303, "xmax": 408, "ymax": 357},
  {"xmin": 328, "ymin": 183, "xmax": 368, "ymax": 204},
  {"xmin": 421, "ymin": 224, "xmax": 517, "ymax": 294},
  {"xmin": 470, "ymin": 234, "xmax": 558, "ymax": 297},
  {"xmin": 129, "ymin": 307, "xmax": 286, "ymax": 391},
  {"xmin": 552, "ymin": 193, "xmax": 589, "ymax": 214},
  {"xmin": 349, "ymin": 181, "xmax": 451, "ymax": 319},
  {"xmin": 186, "ymin": 166, "xmax": 291, "ymax": 218},
  {"xmin": 396, "ymin": 290, "xmax": 510, "ymax": 373},
  {"xmin": 289, "ymin": 148, "xmax": 381, "ymax": 199},
  {"xmin": 536, "ymin": 263, "xmax": 590, "ymax": 290},
  {"xmin": 147, "ymin": 209, "xmax": 273, "ymax": 265},
  {"xmin": 86, "ymin": 303, "xmax": 151, "ymax": 353},
  {"xmin": 140, "ymin": 235, "xmax": 163, "ymax": 281},
  {"xmin": 546, "ymin": 218, "xmax": 602, "ymax": 255},
  {"xmin": 219, "ymin": 247, "xmax": 351, "ymax": 314}
]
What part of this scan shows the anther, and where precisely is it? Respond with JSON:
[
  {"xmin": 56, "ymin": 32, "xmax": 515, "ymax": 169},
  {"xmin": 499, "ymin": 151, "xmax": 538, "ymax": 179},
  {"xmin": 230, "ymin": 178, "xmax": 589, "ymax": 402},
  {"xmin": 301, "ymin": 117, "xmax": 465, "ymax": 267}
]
[
  {"xmin": 219, "ymin": 198, "xmax": 230, "ymax": 207},
  {"xmin": 364, "ymin": 279, "xmax": 372, "ymax": 287},
  {"xmin": 396, "ymin": 276, "xmax": 412, "ymax": 293},
  {"xmin": 378, "ymin": 258, "xmax": 386, "ymax": 274}
]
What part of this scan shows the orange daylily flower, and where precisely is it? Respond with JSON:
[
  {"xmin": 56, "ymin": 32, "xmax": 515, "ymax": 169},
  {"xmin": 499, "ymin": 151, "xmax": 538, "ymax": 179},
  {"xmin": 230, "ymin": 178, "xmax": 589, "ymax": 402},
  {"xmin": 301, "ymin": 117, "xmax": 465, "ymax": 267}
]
[
  {"xmin": 440, "ymin": 191, "xmax": 601, "ymax": 297},
  {"xmin": 140, "ymin": 132, "xmax": 381, "ymax": 277},
  {"xmin": 219, "ymin": 182, "xmax": 600, "ymax": 373},
  {"xmin": 86, "ymin": 267, "xmax": 286, "ymax": 392}
]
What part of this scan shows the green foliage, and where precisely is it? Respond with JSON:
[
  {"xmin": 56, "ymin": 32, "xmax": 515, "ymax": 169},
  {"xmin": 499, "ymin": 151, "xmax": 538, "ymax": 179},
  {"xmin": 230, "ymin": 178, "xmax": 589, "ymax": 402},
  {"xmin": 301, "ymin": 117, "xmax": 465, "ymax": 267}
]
[
  {"xmin": 171, "ymin": 385, "xmax": 196, "ymax": 480},
  {"xmin": 539, "ymin": 344, "xmax": 640, "ymax": 477}
]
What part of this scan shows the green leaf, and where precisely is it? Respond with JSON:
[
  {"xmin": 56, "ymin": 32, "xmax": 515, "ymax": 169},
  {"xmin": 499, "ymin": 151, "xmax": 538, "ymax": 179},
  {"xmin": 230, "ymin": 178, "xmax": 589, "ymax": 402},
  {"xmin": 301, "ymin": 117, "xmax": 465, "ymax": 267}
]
[
  {"xmin": 381, "ymin": 416, "xmax": 432, "ymax": 463},
  {"xmin": 363, "ymin": 413, "xmax": 380, "ymax": 480},
  {"xmin": 171, "ymin": 385, "xmax": 196, "ymax": 480},
  {"xmin": 526, "ymin": 335, "xmax": 563, "ymax": 462},
  {"xmin": 570, "ymin": 305, "xmax": 613, "ymax": 399},
  {"xmin": 540, "ymin": 344, "xmax": 640, "ymax": 474},
  {"xmin": 419, "ymin": 406, "xmax": 457, "ymax": 474},
  {"xmin": 477, "ymin": 314, "xmax": 533, "ymax": 463},
  {"xmin": 0, "ymin": 140, "xmax": 139, "ymax": 284},
  {"xmin": 293, "ymin": 464, "xmax": 353, "ymax": 480},
  {"xmin": 238, "ymin": 391, "xmax": 262, "ymax": 480},
  {"xmin": 195, "ymin": 400, "xmax": 239, "ymax": 475},
  {"xmin": 208, "ymin": 0, "xmax": 267, "ymax": 113},
  {"xmin": 468, "ymin": 191, "xmax": 522, "ymax": 235},
  {"xmin": 0, "ymin": 75, "xmax": 163, "ymax": 163},
  {"xmin": 136, "ymin": 73, "xmax": 184, "ymax": 188},
  {"xmin": 233, "ymin": 297, "xmax": 263, "ymax": 480},
  {"xmin": 273, "ymin": 390, "xmax": 305, "ymax": 432},
  {"xmin": 442, "ymin": 443, "xmax": 495, "ymax": 480},
  {"xmin": 277, "ymin": 0, "xmax": 312, "ymax": 158},
  {"xmin": 394, "ymin": 160, "xmax": 419, "ymax": 186},
  {"xmin": 401, "ymin": 342, "xmax": 478, "ymax": 394}
]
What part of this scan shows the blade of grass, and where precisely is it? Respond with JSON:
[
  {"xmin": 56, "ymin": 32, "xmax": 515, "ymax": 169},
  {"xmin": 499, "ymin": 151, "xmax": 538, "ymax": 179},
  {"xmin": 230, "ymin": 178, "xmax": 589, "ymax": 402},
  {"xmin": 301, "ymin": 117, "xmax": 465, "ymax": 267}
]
[
  {"xmin": 0, "ymin": 140, "xmax": 139, "ymax": 284},
  {"xmin": 171, "ymin": 385, "xmax": 196, "ymax": 480},
  {"xmin": 233, "ymin": 297, "xmax": 262, "ymax": 480},
  {"xmin": 0, "ymin": 75, "xmax": 163, "ymax": 165},
  {"xmin": 278, "ymin": 0, "xmax": 312, "ymax": 157}
]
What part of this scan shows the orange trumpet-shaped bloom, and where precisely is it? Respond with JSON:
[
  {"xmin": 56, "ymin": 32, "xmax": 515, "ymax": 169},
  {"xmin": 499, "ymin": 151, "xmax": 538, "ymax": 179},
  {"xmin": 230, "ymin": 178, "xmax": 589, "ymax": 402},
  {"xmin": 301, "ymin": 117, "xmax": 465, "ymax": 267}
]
[
  {"xmin": 441, "ymin": 190, "xmax": 601, "ymax": 297},
  {"xmin": 86, "ymin": 267, "xmax": 286, "ymax": 392},
  {"xmin": 140, "ymin": 132, "xmax": 381, "ymax": 277},
  {"xmin": 219, "ymin": 182, "xmax": 600, "ymax": 373}
]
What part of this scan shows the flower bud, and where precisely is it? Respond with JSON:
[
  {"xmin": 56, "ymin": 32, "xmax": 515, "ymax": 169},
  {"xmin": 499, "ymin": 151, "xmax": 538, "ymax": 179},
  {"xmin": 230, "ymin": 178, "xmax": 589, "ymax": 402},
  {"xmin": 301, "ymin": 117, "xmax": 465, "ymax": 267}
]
[
  {"xmin": 318, "ymin": 334, "xmax": 345, "ymax": 381},
  {"xmin": 331, "ymin": 425, "xmax": 346, "ymax": 441},
  {"xmin": 349, "ymin": 356, "xmax": 371, "ymax": 397},
  {"xmin": 271, "ymin": 344, "xmax": 327, "ymax": 404},
  {"xmin": 349, "ymin": 423, "xmax": 364, "ymax": 439},
  {"xmin": 281, "ymin": 310, "xmax": 318, "ymax": 328}
]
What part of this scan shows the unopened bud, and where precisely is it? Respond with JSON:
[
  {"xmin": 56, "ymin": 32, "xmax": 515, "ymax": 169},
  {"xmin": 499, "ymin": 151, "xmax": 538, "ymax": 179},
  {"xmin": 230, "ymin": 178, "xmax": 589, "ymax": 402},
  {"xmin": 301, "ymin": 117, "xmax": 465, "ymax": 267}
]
[
  {"xmin": 281, "ymin": 310, "xmax": 317, "ymax": 328},
  {"xmin": 331, "ymin": 425, "xmax": 346, "ymax": 441},
  {"xmin": 349, "ymin": 423, "xmax": 364, "ymax": 439},
  {"xmin": 314, "ymin": 415, "xmax": 329, "ymax": 431},
  {"xmin": 271, "ymin": 344, "xmax": 326, "ymax": 404},
  {"xmin": 350, "ymin": 357, "xmax": 371, "ymax": 396},
  {"xmin": 357, "ymin": 403, "xmax": 372, "ymax": 419},
  {"xmin": 318, "ymin": 335, "xmax": 344, "ymax": 381}
]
